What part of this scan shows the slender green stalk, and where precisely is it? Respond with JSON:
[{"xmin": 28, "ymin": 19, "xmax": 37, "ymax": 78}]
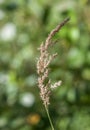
[{"xmin": 45, "ymin": 106, "xmax": 55, "ymax": 130}]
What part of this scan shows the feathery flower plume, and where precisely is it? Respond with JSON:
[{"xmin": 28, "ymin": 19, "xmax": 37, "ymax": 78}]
[{"xmin": 37, "ymin": 17, "xmax": 70, "ymax": 107}]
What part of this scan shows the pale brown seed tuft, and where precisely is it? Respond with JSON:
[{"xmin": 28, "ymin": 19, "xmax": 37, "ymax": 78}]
[{"xmin": 37, "ymin": 17, "xmax": 70, "ymax": 107}]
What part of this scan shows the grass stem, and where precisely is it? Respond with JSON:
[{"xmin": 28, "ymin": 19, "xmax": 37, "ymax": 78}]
[{"xmin": 45, "ymin": 106, "xmax": 55, "ymax": 130}]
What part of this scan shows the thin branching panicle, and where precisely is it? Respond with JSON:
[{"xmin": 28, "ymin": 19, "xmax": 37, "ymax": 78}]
[{"xmin": 37, "ymin": 17, "xmax": 70, "ymax": 130}]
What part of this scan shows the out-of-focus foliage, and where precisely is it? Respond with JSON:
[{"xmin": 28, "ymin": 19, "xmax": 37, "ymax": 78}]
[{"xmin": 0, "ymin": 0, "xmax": 90, "ymax": 130}]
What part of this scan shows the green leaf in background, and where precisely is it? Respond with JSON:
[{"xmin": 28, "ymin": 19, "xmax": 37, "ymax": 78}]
[{"xmin": 67, "ymin": 48, "xmax": 85, "ymax": 68}]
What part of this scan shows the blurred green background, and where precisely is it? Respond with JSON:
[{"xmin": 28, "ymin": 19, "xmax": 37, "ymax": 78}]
[{"xmin": 0, "ymin": 0, "xmax": 90, "ymax": 130}]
